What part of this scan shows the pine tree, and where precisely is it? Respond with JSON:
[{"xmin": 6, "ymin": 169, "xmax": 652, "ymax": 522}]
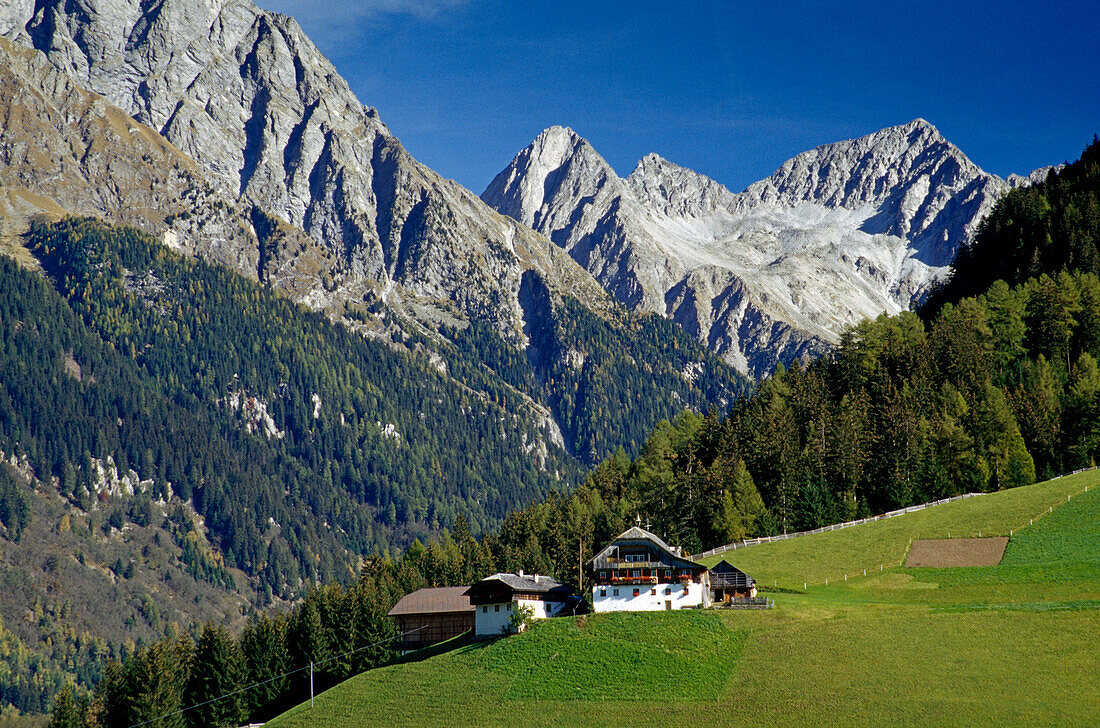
[
  {"xmin": 46, "ymin": 688, "xmax": 90, "ymax": 728},
  {"xmin": 183, "ymin": 624, "xmax": 244, "ymax": 728},
  {"xmin": 100, "ymin": 640, "xmax": 188, "ymax": 728},
  {"xmin": 712, "ymin": 459, "xmax": 766, "ymax": 544}
]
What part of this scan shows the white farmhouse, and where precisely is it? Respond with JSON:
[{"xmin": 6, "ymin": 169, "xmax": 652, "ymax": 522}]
[
  {"xmin": 463, "ymin": 572, "xmax": 578, "ymax": 637},
  {"xmin": 589, "ymin": 527, "xmax": 711, "ymax": 612}
]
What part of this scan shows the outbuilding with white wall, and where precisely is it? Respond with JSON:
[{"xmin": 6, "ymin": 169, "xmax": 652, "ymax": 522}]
[{"xmin": 464, "ymin": 572, "xmax": 579, "ymax": 637}]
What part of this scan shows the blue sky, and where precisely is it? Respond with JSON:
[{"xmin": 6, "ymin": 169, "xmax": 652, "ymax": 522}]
[{"xmin": 260, "ymin": 1, "xmax": 1099, "ymax": 194}]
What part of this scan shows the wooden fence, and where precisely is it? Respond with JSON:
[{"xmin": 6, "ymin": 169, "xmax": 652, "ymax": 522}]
[{"xmin": 691, "ymin": 492, "xmax": 987, "ymax": 560}]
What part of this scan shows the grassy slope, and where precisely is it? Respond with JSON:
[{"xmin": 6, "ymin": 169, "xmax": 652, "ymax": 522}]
[
  {"xmin": 700, "ymin": 471, "xmax": 1095, "ymax": 587},
  {"xmin": 267, "ymin": 473, "xmax": 1100, "ymax": 728}
]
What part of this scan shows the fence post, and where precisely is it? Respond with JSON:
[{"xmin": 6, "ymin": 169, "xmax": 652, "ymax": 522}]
[{"xmin": 310, "ymin": 661, "xmax": 314, "ymax": 708}]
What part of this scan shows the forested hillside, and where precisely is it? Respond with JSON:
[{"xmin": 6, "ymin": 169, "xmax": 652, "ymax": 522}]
[
  {"xmin": 0, "ymin": 215, "xmax": 744, "ymax": 717},
  {"xmin": 12, "ymin": 218, "xmax": 578, "ymax": 588},
  {"xmin": 523, "ymin": 268, "xmax": 1100, "ymax": 557},
  {"xmin": 924, "ymin": 136, "xmax": 1100, "ymax": 313}
]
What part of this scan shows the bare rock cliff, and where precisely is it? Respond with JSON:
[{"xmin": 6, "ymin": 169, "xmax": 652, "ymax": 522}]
[
  {"xmin": 3, "ymin": 0, "xmax": 608, "ymax": 340},
  {"xmin": 483, "ymin": 121, "xmax": 1045, "ymax": 378}
]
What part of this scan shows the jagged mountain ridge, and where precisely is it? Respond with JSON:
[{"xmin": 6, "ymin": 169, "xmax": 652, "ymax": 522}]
[
  {"xmin": 0, "ymin": 0, "xmax": 748, "ymax": 468},
  {"xmin": 1, "ymin": 0, "xmax": 611, "ymax": 341},
  {"xmin": 483, "ymin": 122, "xmax": 1053, "ymax": 378}
]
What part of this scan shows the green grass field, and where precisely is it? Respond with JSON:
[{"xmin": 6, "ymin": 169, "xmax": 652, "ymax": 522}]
[{"xmin": 267, "ymin": 472, "xmax": 1100, "ymax": 728}]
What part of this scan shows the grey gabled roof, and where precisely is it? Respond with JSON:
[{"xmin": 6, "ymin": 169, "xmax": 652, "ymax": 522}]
[
  {"xmin": 588, "ymin": 526, "xmax": 700, "ymax": 569},
  {"xmin": 463, "ymin": 572, "xmax": 571, "ymax": 597}
]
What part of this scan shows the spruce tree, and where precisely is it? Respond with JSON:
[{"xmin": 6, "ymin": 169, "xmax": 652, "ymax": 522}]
[
  {"xmin": 240, "ymin": 616, "xmax": 289, "ymax": 720},
  {"xmin": 183, "ymin": 624, "xmax": 244, "ymax": 728}
]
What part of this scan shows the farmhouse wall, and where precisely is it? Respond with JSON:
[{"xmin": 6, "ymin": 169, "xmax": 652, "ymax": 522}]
[
  {"xmin": 591, "ymin": 581, "xmax": 708, "ymax": 612},
  {"xmin": 473, "ymin": 597, "xmax": 572, "ymax": 636}
]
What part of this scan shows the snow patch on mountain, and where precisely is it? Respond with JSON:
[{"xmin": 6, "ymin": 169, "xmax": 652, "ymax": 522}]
[{"xmin": 484, "ymin": 120, "xmax": 1050, "ymax": 378}]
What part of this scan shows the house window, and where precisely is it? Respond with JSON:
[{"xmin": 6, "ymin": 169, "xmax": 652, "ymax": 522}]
[
  {"xmin": 632, "ymin": 569, "xmax": 641, "ymax": 578},
  {"xmin": 664, "ymin": 570, "xmax": 672, "ymax": 579},
  {"xmin": 495, "ymin": 605, "xmax": 500, "ymax": 612},
  {"xmin": 507, "ymin": 603, "xmax": 512, "ymax": 611},
  {"xmin": 651, "ymin": 589, "xmax": 656, "ymax": 595},
  {"xmin": 600, "ymin": 588, "xmax": 607, "ymax": 597},
  {"xmin": 664, "ymin": 588, "xmax": 671, "ymax": 595},
  {"xmin": 599, "ymin": 570, "xmax": 606, "ymax": 579},
  {"xmin": 613, "ymin": 589, "xmax": 619, "ymax": 596},
  {"xmin": 482, "ymin": 606, "xmax": 487, "ymax": 613},
  {"xmin": 633, "ymin": 588, "xmax": 640, "ymax": 597}
]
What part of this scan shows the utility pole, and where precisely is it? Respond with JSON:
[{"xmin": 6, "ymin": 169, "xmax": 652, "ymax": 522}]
[{"xmin": 578, "ymin": 536, "xmax": 583, "ymax": 595}]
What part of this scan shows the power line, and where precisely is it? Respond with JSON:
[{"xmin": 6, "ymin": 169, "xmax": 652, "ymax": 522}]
[{"xmin": 126, "ymin": 625, "xmax": 425, "ymax": 728}]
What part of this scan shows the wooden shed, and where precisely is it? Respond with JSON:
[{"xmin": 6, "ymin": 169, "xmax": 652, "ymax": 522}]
[
  {"xmin": 709, "ymin": 559, "xmax": 757, "ymax": 602},
  {"xmin": 387, "ymin": 586, "xmax": 475, "ymax": 652}
]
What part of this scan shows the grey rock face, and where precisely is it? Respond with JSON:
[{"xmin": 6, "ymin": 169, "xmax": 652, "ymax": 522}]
[
  {"xmin": 483, "ymin": 121, "xmax": 1041, "ymax": 378},
  {"xmin": 6, "ymin": 0, "xmax": 607, "ymax": 340},
  {"xmin": 0, "ymin": 35, "xmax": 333, "ymax": 301},
  {"xmin": 737, "ymin": 119, "xmax": 1007, "ymax": 269}
]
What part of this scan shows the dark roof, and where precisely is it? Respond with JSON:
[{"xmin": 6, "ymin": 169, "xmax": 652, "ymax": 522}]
[
  {"xmin": 463, "ymin": 573, "xmax": 572, "ymax": 598},
  {"xmin": 387, "ymin": 586, "xmax": 474, "ymax": 616},
  {"xmin": 710, "ymin": 560, "xmax": 755, "ymax": 587},
  {"xmin": 589, "ymin": 526, "xmax": 701, "ymax": 570},
  {"xmin": 711, "ymin": 559, "xmax": 749, "ymax": 573}
]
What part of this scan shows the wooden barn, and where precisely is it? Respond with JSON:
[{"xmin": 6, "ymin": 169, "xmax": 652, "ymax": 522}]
[
  {"xmin": 387, "ymin": 586, "xmax": 475, "ymax": 652},
  {"xmin": 708, "ymin": 559, "xmax": 757, "ymax": 602}
]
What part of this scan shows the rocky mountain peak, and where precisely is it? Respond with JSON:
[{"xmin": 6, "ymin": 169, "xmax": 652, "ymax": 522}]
[
  {"xmin": 739, "ymin": 118, "xmax": 984, "ymax": 212},
  {"xmin": 6, "ymin": 0, "xmax": 615, "ymax": 345},
  {"xmin": 627, "ymin": 153, "xmax": 737, "ymax": 220},
  {"xmin": 484, "ymin": 120, "xmax": 1028, "ymax": 378},
  {"xmin": 482, "ymin": 125, "xmax": 621, "ymax": 232}
]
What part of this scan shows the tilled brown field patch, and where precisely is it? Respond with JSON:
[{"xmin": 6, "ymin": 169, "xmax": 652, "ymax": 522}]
[{"xmin": 905, "ymin": 537, "xmax": 1009, "ymax": 567}]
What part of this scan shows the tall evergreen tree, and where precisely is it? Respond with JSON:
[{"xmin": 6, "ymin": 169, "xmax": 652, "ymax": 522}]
[
  {"xmin": 183, "ymin": 624, "xmax": 244, "ymax": 728},
  {"xmin": 239, "ymin": 616, "xmax": 289, "ymax": 720}
]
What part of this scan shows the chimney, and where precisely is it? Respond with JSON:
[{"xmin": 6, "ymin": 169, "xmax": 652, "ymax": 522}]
[{"xmin": 518, "ymin": 569, "xmax": 524, "ymax": 578}]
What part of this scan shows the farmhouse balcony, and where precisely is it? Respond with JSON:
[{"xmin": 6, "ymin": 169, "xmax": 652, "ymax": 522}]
[
  {"xmin": 599, "ymin": 559, "xmax": 667, "ymax": 569},
  {"xmin": 606, "ymin": 574, "xmax": 661, "ymax": 585}
]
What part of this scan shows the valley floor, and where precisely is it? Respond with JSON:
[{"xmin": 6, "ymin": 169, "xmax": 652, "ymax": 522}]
[{"xmin": 267, "ymin": 471, "xmax": 1100, "ymax": 727}]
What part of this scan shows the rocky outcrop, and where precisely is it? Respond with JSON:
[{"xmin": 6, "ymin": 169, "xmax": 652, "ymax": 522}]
[
  {"xmin": 483, "ymin": 121, "xmax": 1046, "ymax": 378},
  {"xmin": 0, "ymin": 35, "xmax": 334, "ymax": 301},
  {"xmin": 4, "ymin": 0, "xmax": 608, "ymax": 342}
]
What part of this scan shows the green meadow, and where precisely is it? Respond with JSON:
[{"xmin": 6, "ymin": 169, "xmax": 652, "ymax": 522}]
[{"xmin": 267, "ymin": 472, "xmax": 1100, "ymax": 728}]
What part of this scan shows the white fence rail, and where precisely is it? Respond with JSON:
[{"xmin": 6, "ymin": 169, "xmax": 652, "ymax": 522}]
[{"xmin": 691, "ymin": 492, "xmax": 987, "ymax": 560}]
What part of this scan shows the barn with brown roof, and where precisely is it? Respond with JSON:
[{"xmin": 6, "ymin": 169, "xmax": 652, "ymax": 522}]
[{"xmin": 387, "ymin": 586, "xmax": 475, "ymax": 652}]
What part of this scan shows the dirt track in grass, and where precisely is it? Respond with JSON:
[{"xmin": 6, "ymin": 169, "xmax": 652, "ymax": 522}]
[{"xmin": 906, "ymin": 537, "xmax": 1009, "ymax": 567}]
